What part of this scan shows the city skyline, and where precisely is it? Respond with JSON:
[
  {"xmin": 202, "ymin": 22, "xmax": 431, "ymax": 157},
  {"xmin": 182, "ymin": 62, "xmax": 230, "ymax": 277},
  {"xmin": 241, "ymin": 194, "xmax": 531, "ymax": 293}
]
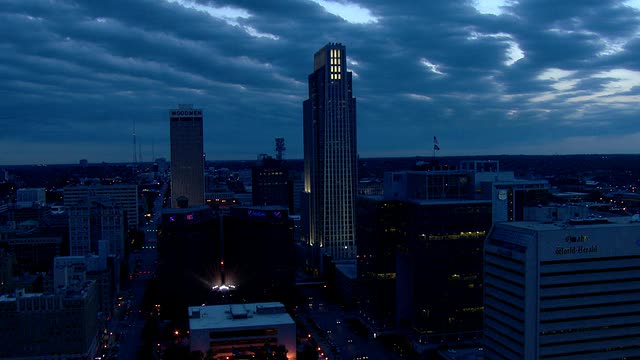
[{"xmin": 2, "ymin": 1, "xmax": 640, "ymax": 164}]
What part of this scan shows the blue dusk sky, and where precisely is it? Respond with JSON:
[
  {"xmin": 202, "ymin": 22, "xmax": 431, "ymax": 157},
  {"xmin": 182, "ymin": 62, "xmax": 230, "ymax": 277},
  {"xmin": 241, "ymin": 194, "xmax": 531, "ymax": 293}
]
[{"xmin": 2, "ymin": 0, "xmax": 640, "ymax": 164}]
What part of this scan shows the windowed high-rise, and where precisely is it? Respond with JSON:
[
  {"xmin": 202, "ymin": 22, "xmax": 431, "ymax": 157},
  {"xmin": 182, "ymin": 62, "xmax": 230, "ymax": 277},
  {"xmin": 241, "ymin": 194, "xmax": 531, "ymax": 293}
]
[
  {"xmin": 484, "ymin": 218, "xmax": 640, "ymax": 359},
  {"xmin": 170, "ymin": 105, "xmax": 204, "ymax": 208},
  {"xmin": 303, "ymin": 43, "xmax": 357, "ymax": 260}
]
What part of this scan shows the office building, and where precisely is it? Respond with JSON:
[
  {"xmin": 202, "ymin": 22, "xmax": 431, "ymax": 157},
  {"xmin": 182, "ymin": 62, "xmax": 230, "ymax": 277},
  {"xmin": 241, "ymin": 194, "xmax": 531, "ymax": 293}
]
[
  {"xmin": 289, "ymin": 169, "xmax": 304, "ymax": 215},
  {"xmin": 6, "ymin": 236, "xmax": 62, "ymax": 274},
  {"xmin": 353, "ymin": 160, "xmax": 545, "ymax": 347},
  {"xmin": 0, "ymin": 283, "xmax": 99, "ymax": 359},
  {"xmin": 188, "ymin": 302, "xmax": 296, "ymax": 359},
  {"xmin": 170, "ymin": 105, "xmax": 205, "ymax": 208},
  {"xmin": 54, "ymin": 242, "xmax": 119, "ymax": 318},
  {"xmin": 385, "ymin": 160, "xmax": 550, "ymax": 224},
  {"xmin": 157, "ymin": 206, "xmax": 217, "ymax": 319},
  {"xmin": 252, "ymin": 155, "xmax": 290, "ymax": 210},
  {"xmin": 0, "ymin": 250, "xmax": 16, "ymax": 291},
  {"xmin": 64, "ymin": 183, "xmax": 138, "ymax": 229},
  {"xmin": 16, "ymin": 188, "xmax": 46, "ymax": 208},
  {"xmin": 484, "ymin": 217, "xmax": 640, "ymax": 359},
  {"xmin": 303, "ymin": 43, "xmax": 358, "ymax": 260},
  {"xmin": 68, "ymin": 199, "xmax": 125, "ymax": 258},
  {"xmin": 226, "ymin": 206, "xmax": 295, "ymax": 303}
]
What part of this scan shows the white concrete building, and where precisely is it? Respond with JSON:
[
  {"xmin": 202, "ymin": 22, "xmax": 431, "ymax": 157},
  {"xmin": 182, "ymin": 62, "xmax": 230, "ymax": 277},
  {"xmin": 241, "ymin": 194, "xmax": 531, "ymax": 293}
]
[
  {"xmin": 484, "ymin": 217, "xmax": 640, "ymax": 359},
  {"xmin": 188, "ymin": 302, "xmax": 296, "ymax": 359}
]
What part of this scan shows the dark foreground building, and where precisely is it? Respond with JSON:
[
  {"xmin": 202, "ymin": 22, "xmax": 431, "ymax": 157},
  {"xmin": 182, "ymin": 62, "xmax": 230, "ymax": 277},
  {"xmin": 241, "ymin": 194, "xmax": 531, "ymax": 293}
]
[
  {"xmin": 0, "ymin": 282, "xmax": 99, "ymax": 358},
  {"xmin": 157, "ymin": 205, "xmax": 295, "ymax": 321},
  {"xmin": 356, "ymin": 197, "xmax": 491, "ymax": 337},
  {"xmin": 251, "ymin": 156, "xmax": 290, "ymax": 211},
  {"xmin": 157, "ymin": 206, "xmax": 217, "ymax": 320},
  {"xmin": 225, "ymin": 206, "xmax": 295, "ymax": 304}
]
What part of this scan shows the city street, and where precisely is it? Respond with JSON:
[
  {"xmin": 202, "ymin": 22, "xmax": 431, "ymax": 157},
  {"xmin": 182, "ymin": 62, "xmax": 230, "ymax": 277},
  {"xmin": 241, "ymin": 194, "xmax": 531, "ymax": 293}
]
[
  {"xmin": 299, "ymin": 288, "xmax": 403, "ymax": 360},
  {"xmin": 103, "ymin": 187, "xmax": 163, "ymax": 360}
]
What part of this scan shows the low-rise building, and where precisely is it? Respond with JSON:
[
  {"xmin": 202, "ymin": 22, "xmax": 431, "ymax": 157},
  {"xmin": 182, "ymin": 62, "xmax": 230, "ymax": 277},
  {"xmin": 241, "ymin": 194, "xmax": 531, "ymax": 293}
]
[
  {"xmin": 189, "ymin": 302, "xmax": 296, "ymax": 359},
  {"xmin": 0, "ymin": 282, "xmax": 99, "ymax": 359}
]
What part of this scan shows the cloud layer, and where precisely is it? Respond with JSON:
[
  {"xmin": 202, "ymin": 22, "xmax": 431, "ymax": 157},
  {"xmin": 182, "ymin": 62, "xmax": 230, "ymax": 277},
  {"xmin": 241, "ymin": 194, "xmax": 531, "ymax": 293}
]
[{"xmin": 1, "ymin": 0, "xmax": 640, "ymax": 164}]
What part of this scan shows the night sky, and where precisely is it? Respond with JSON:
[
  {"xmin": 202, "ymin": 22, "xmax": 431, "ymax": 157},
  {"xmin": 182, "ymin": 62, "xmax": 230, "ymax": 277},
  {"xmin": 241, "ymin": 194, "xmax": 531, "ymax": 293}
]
[{"xmin": 2, "ymin": 0, "xmax": 640, "ymax": 164}]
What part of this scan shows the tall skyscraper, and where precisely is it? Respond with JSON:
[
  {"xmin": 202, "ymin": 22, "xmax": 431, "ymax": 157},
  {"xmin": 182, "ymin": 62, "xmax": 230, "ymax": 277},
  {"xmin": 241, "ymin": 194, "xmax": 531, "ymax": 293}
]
[
  {"xmin": 303, "ymin": 43, "xmax": 357, "ymax": 260},
  {"xmin": 170, "ymin": 105, "xmax": 205, "ymax": 208}
]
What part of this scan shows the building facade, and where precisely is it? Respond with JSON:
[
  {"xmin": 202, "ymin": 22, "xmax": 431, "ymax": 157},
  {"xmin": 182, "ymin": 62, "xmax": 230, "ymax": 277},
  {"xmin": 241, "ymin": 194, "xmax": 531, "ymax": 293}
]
[
  {"xmin": 6, "ymin": 236, "xmax": 62, "ymax": 274},
  {"xmin": 170, "ymin": 105, "xmax": 205, "ymax": 208},
  {"xmin": 16, "ymin": 188, "xmax": 46, "ymax": 208},
  {"xmin": 0, "ymin": 283, "xmax": 99, "ymax": 359},
  {"xmin": 226, "ymin": 206, "xmax": 295, "ymax": 303},
  {"xmin": 353, "ymin": 160, "xmax": 546, "ymax": 348},
  {"xmin": 189, "ymin": 302, "xmax": 295, "ymax": 359},
  {"xmin": 157, "ymin": 206, "xmax": 217, "ymax": 319},
  {"xmin": 484, "ymin": 218, "xmax": 640, "ymax": 359},
  {"xmin": 68, "ymin": 199, "xmax": 125, "ymax": 258},
  {"xmin": 303, "ymin": 43, "xmax": 357, "ymax": 260},
  {"xmin": 64, "ymin": 183, "xmax": 138, "ymax": 230},
  {"xmin": 251, "ymin": 156, "xmax": 290, "ymax": 210}
]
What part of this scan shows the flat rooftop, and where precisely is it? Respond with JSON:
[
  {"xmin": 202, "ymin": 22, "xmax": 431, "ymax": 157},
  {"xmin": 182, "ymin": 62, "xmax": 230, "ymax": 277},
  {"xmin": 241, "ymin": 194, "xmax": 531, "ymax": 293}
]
[
  {"xmin": 0, "ymin": 292, "xmax": 41, "ymax": 302},
  {"xmin": 335, "ymin": 262, "xmax": 357, "ymax": 280},
  {"xmin": 501, "ymin": 216, "xmax": 640, "ymax": 231},
  {"xmin": 411, "ymin": 199, "xmax": 492, "ymax": 206},
  {"xmin": 188, "ymin": 302, "xmax": 294, "ymax": 331},
  {"xmin": 438, "ymin": 347, "xmax": 484, "ymax": 360}
]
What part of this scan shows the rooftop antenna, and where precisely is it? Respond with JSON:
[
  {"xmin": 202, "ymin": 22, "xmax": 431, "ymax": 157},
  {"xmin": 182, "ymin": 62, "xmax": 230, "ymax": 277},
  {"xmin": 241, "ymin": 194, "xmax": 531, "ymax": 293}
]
[{"xmin": 275, "ymin": 138, "xmax": 286, "ymax": 161}]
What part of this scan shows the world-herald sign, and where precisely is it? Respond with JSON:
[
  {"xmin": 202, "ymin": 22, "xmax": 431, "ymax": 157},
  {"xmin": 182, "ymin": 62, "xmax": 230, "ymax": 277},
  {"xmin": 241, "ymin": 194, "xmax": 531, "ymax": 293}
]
[{"xmin": 555, "ymin": 235, "xmax": 598, "ymax": 255}]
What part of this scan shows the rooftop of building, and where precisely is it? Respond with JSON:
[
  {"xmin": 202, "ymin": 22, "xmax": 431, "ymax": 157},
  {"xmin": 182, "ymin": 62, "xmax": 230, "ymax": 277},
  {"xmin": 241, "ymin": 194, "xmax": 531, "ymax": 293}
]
[
  {"xmin": 0, "ymin": 281, "xmax": 95, "ymax": 302},
  {"xmin": 335, "ymin": 262, "xmax": 358, "ymax": 280},
  {"xmin": 188, "ymin": 302, "xmax": 294, "ymax": 330},
  {"xmin": 499, "ymin": 215, "xmax": 640, "ymax": 231},
  {"xmin": 410, "ymin": 199, "xmax": 493, "ymax": 206},
  {"xmin": 63, "ymin": 183, "xmax": 137, "ymax": 189},
  {"xmin": 437, "ymin": 347, "xmax": 485, "ymax": 360},
  {"xmin": 234, "ymin": 205, "xmax": 289, "ymax": 211},
  {"xmin": 0, "ymin": 292, "xmax": 41, "ymax": 302},
  {"xmin": 492, "ymin": 178, "xmax": 549, "ymax": 185},
  {"xmin": 161, "ymin": 205, "xmax": 210, "ymax": 214}
]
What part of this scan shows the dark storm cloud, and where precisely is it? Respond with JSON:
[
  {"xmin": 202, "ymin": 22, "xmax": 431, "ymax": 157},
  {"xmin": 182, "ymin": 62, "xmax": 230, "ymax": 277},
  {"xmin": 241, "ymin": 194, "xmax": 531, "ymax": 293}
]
[{"xmin": 1, "ymin": 0, "xmax": 640, "ymax": 164}]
